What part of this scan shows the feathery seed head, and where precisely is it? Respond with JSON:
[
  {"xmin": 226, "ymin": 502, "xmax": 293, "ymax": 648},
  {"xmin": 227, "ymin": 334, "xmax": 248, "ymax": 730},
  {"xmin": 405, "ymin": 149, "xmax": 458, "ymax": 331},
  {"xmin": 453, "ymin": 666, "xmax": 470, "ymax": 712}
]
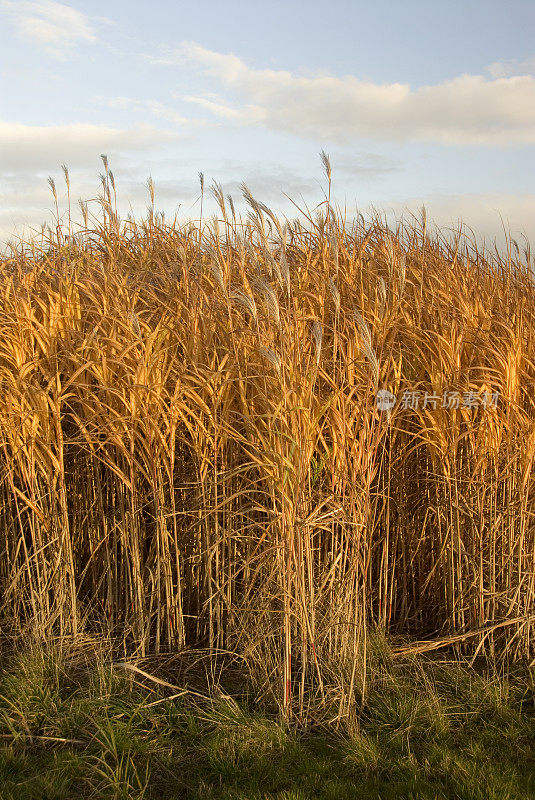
[
  {"xmin": 252, "ymin": 278, "xmax": 280, "ymax": 326},
  {"xmin": 320, "ymin": 150, "xmax": 332, "ymax": 182},
  {"xmin": 62, "ymin": 164, "xmax": 70, "ymax": 191},
  {"xmin": 129, "ymin": 312, "xmax": 142, "ymax": 338},
  {"xmin": 311, "ymin": 319, "xmax": 323, "ymax": 366},
  {"xmin": 146, "ymin": 176, "xmax": 155, "ymax": 206},
  {"xmin": 259, "ymin": 346, "xmax": 282, "ymax": 375},
  {"xmin": 47, "ymin": 176, "xmax": 57, "ymax": 200},
  {"xmin": 328, "ymin": 278, "xmax": 341, "ymax": 314},
  {"xmin": 354, "ymin": 310, "xmax": 379, "ymax": 388},
  {"xmin": 210, "ymin": 257, "xmax": 227, "ymax": 296},
  {"xmin": 230, "ymin": 288, "xmax": 257, "ymax": 321},
  {"xmin": 211, "ymin": 181, "xmax": 225, "ymax": 215}
]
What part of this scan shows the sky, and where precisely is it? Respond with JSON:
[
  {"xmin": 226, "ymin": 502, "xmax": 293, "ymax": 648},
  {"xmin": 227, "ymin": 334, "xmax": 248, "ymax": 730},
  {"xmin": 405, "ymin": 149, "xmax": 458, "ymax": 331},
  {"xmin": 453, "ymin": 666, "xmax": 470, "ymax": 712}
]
[{"xmin": 1, "ymin": 0, "xmax": 534, "ymax": 248}]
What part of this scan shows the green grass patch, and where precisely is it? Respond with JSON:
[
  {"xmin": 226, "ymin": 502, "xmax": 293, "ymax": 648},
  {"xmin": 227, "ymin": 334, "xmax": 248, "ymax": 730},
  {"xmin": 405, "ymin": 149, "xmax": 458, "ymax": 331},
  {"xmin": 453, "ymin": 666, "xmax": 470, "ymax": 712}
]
[{"xmin": 0, "ymin": 644, "xmax": 534, "ymax": 799}]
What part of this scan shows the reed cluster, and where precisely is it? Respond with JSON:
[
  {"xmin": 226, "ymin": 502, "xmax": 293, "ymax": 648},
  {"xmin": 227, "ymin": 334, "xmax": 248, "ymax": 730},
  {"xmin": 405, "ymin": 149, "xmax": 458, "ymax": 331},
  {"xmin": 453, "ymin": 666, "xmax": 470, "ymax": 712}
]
[{"xmin": 1, "ymin": 162, "xmax": 534, "ymax": 722}]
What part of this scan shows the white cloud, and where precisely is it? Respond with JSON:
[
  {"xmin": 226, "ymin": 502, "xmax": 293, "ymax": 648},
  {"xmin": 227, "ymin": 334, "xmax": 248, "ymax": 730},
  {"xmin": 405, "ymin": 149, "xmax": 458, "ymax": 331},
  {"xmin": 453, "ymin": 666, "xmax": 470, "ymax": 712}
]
[
  {"xmin": 0, "ymin": 1, "xmax": 100, "ymax": 57},
  {"xmin": 487, "ymin": 55, "xmax": 535, "ymax": 79},
  {"xmin": 150, "ymin": 42, "xmax": 535, "ymax": 146},
  {"xmin": 96, "ymin": 93, "xmax": 261, "ymax": 128},
  {"xmin": 0, "ymin": 120, "xmax": 181, "ymax": 172},
  {"xmin": 181, "ymin": 95, "xmax": 265, "ymax": 125}
]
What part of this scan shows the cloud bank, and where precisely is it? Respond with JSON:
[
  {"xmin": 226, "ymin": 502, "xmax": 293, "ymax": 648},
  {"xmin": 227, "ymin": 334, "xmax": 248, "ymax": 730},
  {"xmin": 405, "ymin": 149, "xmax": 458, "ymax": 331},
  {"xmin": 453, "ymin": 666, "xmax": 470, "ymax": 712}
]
[
  {"xmin": 0, "ymin": 120, "xmax": 181, "ymax": 172},
  {"xmin": 151, "ymin": 42, "xmax": 535, "ymax": 147},
  {"xmin": 0, "ymin": 0, "xmax": 101, "ymax": 57}
]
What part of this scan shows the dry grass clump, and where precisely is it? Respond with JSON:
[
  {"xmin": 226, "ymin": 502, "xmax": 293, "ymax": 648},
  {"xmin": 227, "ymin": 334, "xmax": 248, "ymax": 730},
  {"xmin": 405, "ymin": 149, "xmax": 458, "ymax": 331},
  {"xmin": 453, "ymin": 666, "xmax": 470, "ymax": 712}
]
[{"xmin": 1, "ymin": 160, "xmax": 534, "ymax": 723}]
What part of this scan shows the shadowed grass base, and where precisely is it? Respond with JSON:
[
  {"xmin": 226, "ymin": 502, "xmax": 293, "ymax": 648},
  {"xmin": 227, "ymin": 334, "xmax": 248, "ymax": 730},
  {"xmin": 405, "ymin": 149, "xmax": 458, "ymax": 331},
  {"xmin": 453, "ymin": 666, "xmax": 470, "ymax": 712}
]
[{"xmin": 0, "ymin": 640, "xmax": 534, "ymax": 799}]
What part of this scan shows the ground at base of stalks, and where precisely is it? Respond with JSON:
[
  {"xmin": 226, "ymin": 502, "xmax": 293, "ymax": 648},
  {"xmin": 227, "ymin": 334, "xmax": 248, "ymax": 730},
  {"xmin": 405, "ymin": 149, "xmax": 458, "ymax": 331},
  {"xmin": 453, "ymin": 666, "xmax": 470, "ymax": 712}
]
[{"xmin": 0, "ymin": 641, "xmax": 534, "ymax": 800}]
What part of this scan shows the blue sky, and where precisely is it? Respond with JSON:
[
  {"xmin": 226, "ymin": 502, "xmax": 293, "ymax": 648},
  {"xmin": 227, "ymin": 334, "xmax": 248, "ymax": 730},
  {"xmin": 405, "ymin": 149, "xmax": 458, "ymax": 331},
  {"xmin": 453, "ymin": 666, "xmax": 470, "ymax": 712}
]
[{"xmin": 1, "ymin": 0, "xmax": 534, "ymax": 246}]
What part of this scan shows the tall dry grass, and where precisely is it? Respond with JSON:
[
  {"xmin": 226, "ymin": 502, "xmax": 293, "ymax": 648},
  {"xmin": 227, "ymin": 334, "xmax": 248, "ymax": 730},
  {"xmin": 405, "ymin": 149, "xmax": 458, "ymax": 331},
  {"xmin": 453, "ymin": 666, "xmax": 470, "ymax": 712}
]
[{"xmin": 1, "ymin": 158, "xmax": 534, "ymax": 724}]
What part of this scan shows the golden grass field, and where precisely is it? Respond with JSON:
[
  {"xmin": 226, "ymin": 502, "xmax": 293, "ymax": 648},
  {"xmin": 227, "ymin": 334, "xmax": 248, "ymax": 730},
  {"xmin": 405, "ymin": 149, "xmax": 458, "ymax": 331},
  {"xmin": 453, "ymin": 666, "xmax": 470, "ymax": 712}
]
[{"xmin": 1, "ymin": 157, "xmax": 534, "ymax": 725}]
